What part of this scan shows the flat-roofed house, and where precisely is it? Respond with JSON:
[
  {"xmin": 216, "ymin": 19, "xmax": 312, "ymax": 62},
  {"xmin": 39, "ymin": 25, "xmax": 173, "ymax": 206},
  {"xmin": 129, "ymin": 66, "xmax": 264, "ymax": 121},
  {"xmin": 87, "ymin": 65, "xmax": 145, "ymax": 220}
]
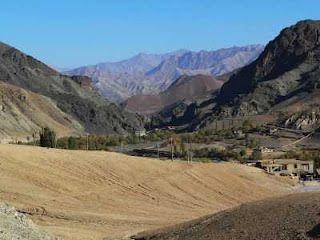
[{"xmin": 257, "ymin": 159, "xmax": 314, "ymax": 176}]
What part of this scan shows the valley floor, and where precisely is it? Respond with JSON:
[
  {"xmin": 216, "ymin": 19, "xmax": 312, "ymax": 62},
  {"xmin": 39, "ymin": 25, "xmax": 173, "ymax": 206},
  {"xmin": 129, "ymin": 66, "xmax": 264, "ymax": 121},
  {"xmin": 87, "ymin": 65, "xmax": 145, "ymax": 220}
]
[{"xmin": 0, "ymin": 145, "xmax": 297, "ymax": 239}]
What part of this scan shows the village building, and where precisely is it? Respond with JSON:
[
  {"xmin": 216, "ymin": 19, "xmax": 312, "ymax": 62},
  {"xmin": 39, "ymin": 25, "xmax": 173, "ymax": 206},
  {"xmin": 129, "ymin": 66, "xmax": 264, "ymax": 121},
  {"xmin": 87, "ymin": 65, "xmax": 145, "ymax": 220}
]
[
  {"xmin": 135, "ymin": 128, "xmax": 147, "ymax": 137},
  {"xmin": 257, "ymin": 159, "xmax": 314, "ymax": 176},
  {"xmin": 257, "ymin": 146, "xmax": 274, "ymax": 153},
  {"xmin": 269, "ymin": 128, "xmax": 278, "ymax": 134},
  {"xmin": 233, "ymin": 129, "xmax": 244, "ymax": 138}
]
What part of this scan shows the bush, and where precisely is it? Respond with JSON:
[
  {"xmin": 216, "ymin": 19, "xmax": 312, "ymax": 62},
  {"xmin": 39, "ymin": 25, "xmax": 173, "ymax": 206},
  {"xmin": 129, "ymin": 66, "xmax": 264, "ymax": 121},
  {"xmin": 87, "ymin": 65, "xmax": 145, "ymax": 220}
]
[
  {"xmin": 251, "ymin": 150, "xmax": 262, "ymax": 160},
  {"xmin": 240, "ymin": 148, "xmax": 247, "ymax": 157},
  {"xmin": 193, "ymin": 147, "xmax": 240, "ymax": 161}
]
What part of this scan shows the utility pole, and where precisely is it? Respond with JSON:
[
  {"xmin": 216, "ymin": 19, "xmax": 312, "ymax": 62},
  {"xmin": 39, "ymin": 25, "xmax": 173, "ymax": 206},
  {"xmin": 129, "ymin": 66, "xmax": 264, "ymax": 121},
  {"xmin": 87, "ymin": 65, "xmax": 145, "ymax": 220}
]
[
  {"xmin": 190, "ymin": 138, "xmax": 193, "ymax": 163},
  {"xmin": 157, "ymin": 143, "xmax": 160, "ymax": 160},
  {"xmin": 121, "ymin": 141, "xmax": 124, "ymax": 153},
  {"xmin": 188, "ymin": 139, "xmax": 191, "ymax": 164},
  {"xmin": 86, "ymin": 134, "xmax": 89, "ymax": 151},
  {"xmin": 170, "ymin": 137, "xmax": 174, "ymax": 161}
]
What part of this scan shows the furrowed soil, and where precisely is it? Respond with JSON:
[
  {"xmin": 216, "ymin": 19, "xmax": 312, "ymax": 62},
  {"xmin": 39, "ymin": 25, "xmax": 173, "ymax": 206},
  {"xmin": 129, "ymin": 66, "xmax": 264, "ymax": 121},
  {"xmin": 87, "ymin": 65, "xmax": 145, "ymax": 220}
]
[{"xmin": 0, "ymin": 145, "xmax": 297, "ymax": 239}]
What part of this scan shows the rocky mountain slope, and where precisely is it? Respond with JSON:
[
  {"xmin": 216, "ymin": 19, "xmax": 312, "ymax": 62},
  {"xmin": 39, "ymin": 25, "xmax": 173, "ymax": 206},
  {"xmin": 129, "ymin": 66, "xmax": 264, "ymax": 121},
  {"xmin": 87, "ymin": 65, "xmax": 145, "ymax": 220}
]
[
  {"xmin": 65, "ymin": 45, "xmax": 264, "ymax": 103},
  {"xmin": 0, "ymin": 42, "xmax": 143, "ymax": 137},
  {"xmin": 211, "ymin": 20, "xmax": 320, "ymax": 130},
  {"xmin": 152, "ymin": 20, "xmax": 320, "ymax": 131},
  {"xmin": 122, "ymin": 75, "xmax": 224, "ymax": 115}
]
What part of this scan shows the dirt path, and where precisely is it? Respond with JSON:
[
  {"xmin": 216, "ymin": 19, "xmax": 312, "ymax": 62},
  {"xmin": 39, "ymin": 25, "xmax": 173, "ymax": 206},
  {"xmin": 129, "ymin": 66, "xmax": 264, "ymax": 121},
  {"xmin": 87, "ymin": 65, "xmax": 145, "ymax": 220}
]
[
  {"xmin": 0, "ymin": 145, "xmax": 297, "ymax": 239},
  {"xmin": 282, "ymin": 131, "xmax": 314, "ymax": 150}
]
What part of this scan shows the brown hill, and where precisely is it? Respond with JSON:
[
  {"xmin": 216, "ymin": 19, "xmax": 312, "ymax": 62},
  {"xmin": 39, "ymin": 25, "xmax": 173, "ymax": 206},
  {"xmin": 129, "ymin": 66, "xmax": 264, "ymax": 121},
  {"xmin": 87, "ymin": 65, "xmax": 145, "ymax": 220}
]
[
  {"xmin": 0, "ymin": 83, "xmax": 83, "ymax": 142},
  {"xmin": 123, "ymin": 75, "xmax": 224, "ymax": 115},
  {"xmin": 0, "ymin": 144, "xmax": 296, "ymax": 239},
  {"xmin": 133, "ymin": 192, "xmax": 320, "ymax": 240}
]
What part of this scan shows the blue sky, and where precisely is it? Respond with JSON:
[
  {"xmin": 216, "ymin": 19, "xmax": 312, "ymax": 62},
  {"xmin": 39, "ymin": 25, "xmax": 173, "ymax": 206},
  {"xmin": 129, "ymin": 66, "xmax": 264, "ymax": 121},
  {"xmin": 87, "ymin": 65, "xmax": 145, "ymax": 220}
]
[{"xmin": 1, "ymin": 0, "xmax": 319, "ymax": 68}]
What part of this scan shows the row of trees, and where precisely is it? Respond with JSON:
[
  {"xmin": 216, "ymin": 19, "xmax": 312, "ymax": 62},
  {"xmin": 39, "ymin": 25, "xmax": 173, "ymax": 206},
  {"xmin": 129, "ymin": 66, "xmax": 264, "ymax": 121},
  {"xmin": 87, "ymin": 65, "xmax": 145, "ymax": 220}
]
[
  {"xmin": 36, "ymin": 119, "xmax": 264, "ymax": 149},
  {"xmin": 36, "ymin": 127, "xmax": 174, "ymax": 150},
  {"xmin": 34, "ymin": 126, "xmax": 261, "ymax": 163}
]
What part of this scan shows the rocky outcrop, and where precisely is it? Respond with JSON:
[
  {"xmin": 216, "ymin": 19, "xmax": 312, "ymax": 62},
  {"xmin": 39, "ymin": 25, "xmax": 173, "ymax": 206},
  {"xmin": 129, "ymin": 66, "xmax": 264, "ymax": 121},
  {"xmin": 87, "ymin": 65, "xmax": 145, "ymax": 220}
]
[
  {"xmin": 284, "ymin": 111, "xmax": 318, "ymax": 130},
  {"xmin": 0, "ymin": 204, "xmax": 57, "ymax": 240},
  {"xmin": 70, "ymin": 75, "xmax": 94, "ymax": 91}
]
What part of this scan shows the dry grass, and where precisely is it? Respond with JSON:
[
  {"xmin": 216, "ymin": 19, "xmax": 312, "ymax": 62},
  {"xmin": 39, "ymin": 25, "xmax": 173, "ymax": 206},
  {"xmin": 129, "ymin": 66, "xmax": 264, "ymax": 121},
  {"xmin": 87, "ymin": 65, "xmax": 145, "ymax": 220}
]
[{"xmin": 0, "ymin": 145, "xmax": 297, "ymax": 239}]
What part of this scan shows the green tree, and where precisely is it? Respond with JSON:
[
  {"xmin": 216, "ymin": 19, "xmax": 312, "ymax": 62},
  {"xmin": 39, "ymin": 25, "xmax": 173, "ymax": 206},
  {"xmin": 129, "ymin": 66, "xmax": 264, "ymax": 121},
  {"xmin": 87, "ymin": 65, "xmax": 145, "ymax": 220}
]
[
  {"xmin": 240, "ymin": 148, "xmax": 247, "ymax": 157},
  {"xmin": 39, "ymin": 127, "xmax": 56, "ymax": 148},
  {"xmin": 68, "ymin": 136, "xmax": 78, "ymax": 150},
  {"xmin": 251, "ymin": 150, "xmax": 262, "ymax": 160},
  {"xmin": 242, "ymin": 120, "xmax": 252, "ymax": 133}
]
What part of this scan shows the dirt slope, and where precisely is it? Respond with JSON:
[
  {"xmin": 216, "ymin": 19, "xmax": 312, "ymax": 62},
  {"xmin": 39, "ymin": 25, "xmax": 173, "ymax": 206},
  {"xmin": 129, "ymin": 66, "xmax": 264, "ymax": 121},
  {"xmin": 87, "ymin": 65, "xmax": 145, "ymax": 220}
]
[
  {"xmin": 0, "ymin": 83, "xmax": 84, "ymax": 142},
  {"xmin": 134, "ymin": 192, "xmax": 320, "ymax": 240},
  {"xmin": 0, "ymin": 145, "xmax": 296, "ymax": 239}
]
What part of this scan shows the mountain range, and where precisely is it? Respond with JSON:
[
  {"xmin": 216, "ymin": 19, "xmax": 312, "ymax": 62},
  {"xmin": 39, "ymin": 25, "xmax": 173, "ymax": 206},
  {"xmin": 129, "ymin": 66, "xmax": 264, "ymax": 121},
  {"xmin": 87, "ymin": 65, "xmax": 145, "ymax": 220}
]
[
  {"xmin": 2, "ymin": 19, "xmax": 319, "ymax": 140},
  {"xmin": 0, "ymin": 42, "xmax": 143, "ymax": 140},
  {"xmin": 65, "ymin": 45, "xmax": 264, "ymax": 103},
  {"xmin": 150, "ymin": 20, "xmax": 320, "ymax": 132}
]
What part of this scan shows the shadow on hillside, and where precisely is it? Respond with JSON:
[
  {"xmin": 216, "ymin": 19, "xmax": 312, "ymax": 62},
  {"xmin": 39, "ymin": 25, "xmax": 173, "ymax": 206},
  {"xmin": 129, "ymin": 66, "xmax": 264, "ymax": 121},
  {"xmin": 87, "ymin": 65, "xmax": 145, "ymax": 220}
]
[{"xmin": 307, "ymin": 224, "xmax": 320, "ymax": 238}]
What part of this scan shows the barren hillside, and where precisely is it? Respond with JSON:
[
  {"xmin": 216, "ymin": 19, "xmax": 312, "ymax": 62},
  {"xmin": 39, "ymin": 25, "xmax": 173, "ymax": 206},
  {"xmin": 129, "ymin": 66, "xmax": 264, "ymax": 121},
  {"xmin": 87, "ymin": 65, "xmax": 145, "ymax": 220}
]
[
  {"xmin": 0, "ymin": 145, "xmax": 296, "ymax": 239},
  {"xmin": 0, "ymin": 83, "xmax": 84, "ymax": 142}
]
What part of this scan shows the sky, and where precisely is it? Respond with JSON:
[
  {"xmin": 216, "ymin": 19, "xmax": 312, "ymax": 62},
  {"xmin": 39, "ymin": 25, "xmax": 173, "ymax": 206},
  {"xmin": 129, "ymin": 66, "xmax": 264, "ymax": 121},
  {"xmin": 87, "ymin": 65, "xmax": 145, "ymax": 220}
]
[{"xmin": 1, "ymin": 0, "xmax": 319, "ymax": 68}]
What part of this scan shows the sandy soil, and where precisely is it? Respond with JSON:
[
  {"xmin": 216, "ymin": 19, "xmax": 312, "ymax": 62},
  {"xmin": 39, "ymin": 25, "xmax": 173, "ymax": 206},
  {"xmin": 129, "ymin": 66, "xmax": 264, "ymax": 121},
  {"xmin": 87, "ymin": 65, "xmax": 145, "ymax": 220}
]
[
  {"xmin": 134, "ymin": 192, "xmax": 320, "ymax": 240},
  {"xmin": 0, "ymin": 145, "xmax": 297, "ymax": 239}
]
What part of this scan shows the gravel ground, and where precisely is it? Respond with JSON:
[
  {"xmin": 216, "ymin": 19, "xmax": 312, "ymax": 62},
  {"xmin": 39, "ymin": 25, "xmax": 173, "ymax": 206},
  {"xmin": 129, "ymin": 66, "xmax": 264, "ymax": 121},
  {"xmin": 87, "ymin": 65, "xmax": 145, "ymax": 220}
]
[
  {"xmin": 0, "ymin": 204, "xmax": 57, "ymax": 240},
  {"xmin": 132, "ymin": 192, "xmax": 320, "ymax": 240}
]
